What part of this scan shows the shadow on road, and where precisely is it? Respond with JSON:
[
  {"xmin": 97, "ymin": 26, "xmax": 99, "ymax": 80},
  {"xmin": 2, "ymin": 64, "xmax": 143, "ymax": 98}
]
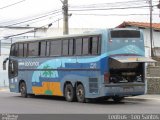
[{"xmin": 13, "ymin": 94, "xmax": 143, "ymax": 105}]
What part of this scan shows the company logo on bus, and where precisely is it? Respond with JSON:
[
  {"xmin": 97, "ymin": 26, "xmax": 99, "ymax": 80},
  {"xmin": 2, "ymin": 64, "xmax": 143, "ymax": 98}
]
[{"xmin": 19, "ymin": 62, "xmax": 39, "ymax": 67}]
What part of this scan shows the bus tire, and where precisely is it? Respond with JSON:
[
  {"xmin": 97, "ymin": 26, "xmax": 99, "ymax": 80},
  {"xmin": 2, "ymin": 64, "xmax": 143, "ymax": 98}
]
[
  {"xmin": 20, "ymin": 82, "xmax": 28, "ymax": 98},
  {"xmin": 64, "ymin": 83, "xmax": 76, "ymax": 102},
  {"xmin": 76, "ymin": 84, "xmax": 85, "ymax": 103}
]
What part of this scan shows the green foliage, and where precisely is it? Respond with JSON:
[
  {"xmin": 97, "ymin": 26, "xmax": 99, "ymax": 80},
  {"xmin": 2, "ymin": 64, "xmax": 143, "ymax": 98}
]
[{"xmin": 42, "ymin": 65, "xmax": 54, "ymax": 77}]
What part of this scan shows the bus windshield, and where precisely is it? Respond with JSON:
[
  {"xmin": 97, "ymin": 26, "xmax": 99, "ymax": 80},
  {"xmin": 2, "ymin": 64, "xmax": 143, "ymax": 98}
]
[{"xmin": 111, "ymin": 30, "xmax": 140, "ymax": 38}]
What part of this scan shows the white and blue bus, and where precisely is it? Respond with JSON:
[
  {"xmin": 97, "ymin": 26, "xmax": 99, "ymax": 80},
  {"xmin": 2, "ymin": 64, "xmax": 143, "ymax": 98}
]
[{"xmin": 3, "ymin": 28, "xmax": 155, "ymax": 102}]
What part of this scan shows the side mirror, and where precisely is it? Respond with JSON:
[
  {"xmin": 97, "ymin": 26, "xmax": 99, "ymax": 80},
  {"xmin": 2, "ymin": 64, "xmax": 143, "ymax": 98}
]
[{"xmin": 3, "ymin": 58, "xmax": 9, "ymax": 70}]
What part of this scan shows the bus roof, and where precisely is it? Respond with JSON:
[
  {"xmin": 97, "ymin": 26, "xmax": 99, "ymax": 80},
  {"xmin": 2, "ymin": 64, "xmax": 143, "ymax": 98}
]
[
  {"xmin": 13, "ymin": 32, "xmax": 101, "ymax": 44},
  {"xmin": 110, "ymin": 28, "xmax": 140, "ymax": 31},
  {"xmin": 12, "ymin": 28, "xmax": 141, "ymax": 44}
]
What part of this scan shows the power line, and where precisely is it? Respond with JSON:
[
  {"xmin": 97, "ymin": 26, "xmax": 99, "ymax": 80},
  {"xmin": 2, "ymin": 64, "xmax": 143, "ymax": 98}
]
[
  {"xmin": 0, "ymin": 9, "xmax": 61, "ymax": 25},
  {"xmin": 2, "ymin": 17, "xmax": 63, "ymax": 39},
  {"xmin": 0, "ymin": 0, "xmax": 26, "ymax": 10},
  {"xmin": 70, "ymin": 0, "xmax": 146, "ymax": 7},
  {"xmin": 69, "ymin": 5, "xmax": 157, "ymax": 11},
  {"xmin": 23, "ymin": 13, "xmax": 62, "ymax": 26},
  {"xmin": 1, "ymin": 9, "xmax": 62, "ymax": 27},
  {"xmin": 70, "ymin": 0, "xmax": 158, "ymax": 8},
  {"xmin": 73, "ymin": 13, "xmax": 160, "ymax": 16},
  {"xmin": 40, "ymin": 17, "xmax": 63, "ymax": 28}
]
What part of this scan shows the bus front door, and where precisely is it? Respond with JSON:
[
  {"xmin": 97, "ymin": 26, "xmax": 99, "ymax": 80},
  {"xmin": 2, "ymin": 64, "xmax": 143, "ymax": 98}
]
[{"xmin": 8, "ymin": 59, "xmax": 18, "ymax": 79}]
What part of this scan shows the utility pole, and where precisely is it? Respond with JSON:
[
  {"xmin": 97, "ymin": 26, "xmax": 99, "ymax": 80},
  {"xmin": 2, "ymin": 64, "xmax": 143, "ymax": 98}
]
[
  {"xmin": 62, "ymin": 0, "xmax": 69, "ymax": 35},
  {"xmin": 157, "ymin": 0, "xmax": 160, "ymax": 17},
  {"xmin": 0, "ymin": 40, "xmax": 2, "ymax": 56},
  {"xmin": 149, "ymin": 0, "xmax": 154, "ymax": 57},
  {"xmin": 58, "ymin": 18, "xmax": 60, "ymax": 28}
]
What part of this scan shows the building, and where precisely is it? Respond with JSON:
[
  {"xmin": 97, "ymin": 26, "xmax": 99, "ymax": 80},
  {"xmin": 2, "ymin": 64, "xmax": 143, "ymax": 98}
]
[{"xmin": 117, "ymin": 21, "xmax": 160, "ymax": 57}]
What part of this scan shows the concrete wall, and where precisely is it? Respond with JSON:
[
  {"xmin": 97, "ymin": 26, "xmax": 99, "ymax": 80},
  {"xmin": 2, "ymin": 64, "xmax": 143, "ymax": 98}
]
[
  {"xmin": 147, "ymin": 67, "xmax": 160, "ymax": 77},
  {"xmin": 147, "ymin": 78, "xmax": 160, "ymax": 94},
  {"xmin": 147, "ymin": 64, "xmax": 160, "ymax": 94}
]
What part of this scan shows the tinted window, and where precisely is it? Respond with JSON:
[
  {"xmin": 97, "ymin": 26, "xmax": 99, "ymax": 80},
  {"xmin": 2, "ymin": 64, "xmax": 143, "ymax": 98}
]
[
  {"xmin": 62, "ymin": 40, "xmax": 69, "ymax": 56},
  {"xmin": 24, "ymin": 43, "xmax": 28, "ymax": 57},
  {"xmin": 82, "ymin": 38, "xmax": 89, "ymax": 55},
  {"xmin": 98, "ymin": 37, "xmax": 101, "ymax": 54},
  {"xmin": 18, "ymin": 44, "xmax": 24, "ymax": 57},
  {"xmin": 15, "ymin": 44, "xmax": 18, "ymax": 56},
  {"xmin": 46, "ymin": 41, "xmax": 50, "ymax": 56},
  {"xmin": 40, "ymin": 41, "xmax": 46, "ymax": 57},
  {"xmin": 50, "ymin": 40, "xmax": 62, "ymax": 56},
  {"xmin": 10, "ymin": 44, "xmax": 15, "ymax": 56},
  {"xmin": 75, "ymin": 38, "xmax": 82, "ymax": 55},
  {"xmin": 69, "ymin": 39, "xmax": 74, "ymax": 55},
  {"xmin": 28, "ymin": 42, "xmax": 39, "ymax": 57},
  {"xmin": 91, "ymin": 37, "xmax": 99, "ymax": 55},
  {"xmin": 111, "ymin": 30, "xmax": 140, "ymax": 38}
]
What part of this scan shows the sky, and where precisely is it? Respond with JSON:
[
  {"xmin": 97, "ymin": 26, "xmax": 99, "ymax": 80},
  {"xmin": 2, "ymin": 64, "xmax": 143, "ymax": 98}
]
[
  {"xmin": 1, "ymin": 0, "xmax": 160, "ymax": 86},
  {"xmin": 0, "ymin": 0, "xmax": 160, "ymax": 28}
]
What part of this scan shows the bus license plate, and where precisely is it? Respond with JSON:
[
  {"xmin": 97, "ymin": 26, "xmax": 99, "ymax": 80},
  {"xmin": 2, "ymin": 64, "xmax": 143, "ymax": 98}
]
[{"xmin": 123, "ymin": 87, "xmax": 133, "ymax": 92}]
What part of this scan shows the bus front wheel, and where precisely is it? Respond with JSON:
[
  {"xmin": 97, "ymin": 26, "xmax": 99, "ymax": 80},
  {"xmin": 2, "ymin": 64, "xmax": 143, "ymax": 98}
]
[
  {"xmin": 76, "ymin": 84, "xmax": 85, "ymax": 103},
  {"xmin": 20, "ymin": 82, "xmax": 28, "ymax": 98},
  {"xmin": 64, "ymin": 83, "xmax": 76, "ymax": 102}
]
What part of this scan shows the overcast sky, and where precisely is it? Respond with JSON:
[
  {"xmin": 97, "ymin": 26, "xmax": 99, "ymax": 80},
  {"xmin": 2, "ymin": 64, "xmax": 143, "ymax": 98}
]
[{"xmin": 0, "ymin": 0, "xmax": 160, "ymax": 28}]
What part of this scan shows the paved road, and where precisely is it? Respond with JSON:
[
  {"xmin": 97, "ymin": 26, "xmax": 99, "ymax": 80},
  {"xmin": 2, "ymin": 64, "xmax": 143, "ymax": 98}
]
[{"xmin": 0, "ymin": 91, "xmax": 160, "ymax": 114}]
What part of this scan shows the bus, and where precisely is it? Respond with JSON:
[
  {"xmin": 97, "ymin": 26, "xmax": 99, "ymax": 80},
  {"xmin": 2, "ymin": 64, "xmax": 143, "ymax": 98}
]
[{"xmin": 3, "ymin": 28, "xmax": 155, "ymax": 103}]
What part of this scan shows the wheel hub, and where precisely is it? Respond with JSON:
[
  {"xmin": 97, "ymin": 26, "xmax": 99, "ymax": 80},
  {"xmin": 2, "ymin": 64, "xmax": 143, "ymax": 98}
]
[
  {"xmin": 77, "ymin": 89, "xmax": 83, "ymax": 97},
  {"xmin": 67, "ymin": 88, "xmax": 72, "ymax": 99}
]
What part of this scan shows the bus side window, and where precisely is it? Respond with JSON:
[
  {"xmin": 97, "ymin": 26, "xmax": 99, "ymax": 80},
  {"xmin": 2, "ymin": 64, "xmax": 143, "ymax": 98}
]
[
  {"xmin": 75, "ymin": 38, "xmax": 82, "ymax": 56},
  {"xmin": 24, "ymin": 43, "xmax": 28, "ymax": 57},
  {"xmin": 10, "ymin": 44, "xmax": 15, "ymax": 56},
  {"xmin": 82, "ymin": 37, "xmax": 89, "ymax": 55},
  {"xmin": 50, "ymin": 40, "xmax": 62, "ymax": 56},
  {"xmin": 69, "ymin": 39, "xmax": 74, "ymax": 56},
  {"xmin": 28, "ymin": 42, "xmax": 39, "ymax": 57},
  {"xmin": 14, "ymin": 43, "xmax": 19, "ymax": 57},
  {"xmin": 98, "ymin": 36, "xmax": 101, "ymax": 54},
  {"xmin": 46, "ymin": 41, "xmax": 50, "ymax": 56},
  {"xmin": 18, "ymin": 43, "xmax": 24, "ymax": 57},
  {"xmin": 40, "ymin": 41, "xmax": 46, "ymax": 57},
  {"xmin": 62, "ymin": 40, "xmax": 69, "ymax": 56},
  {"xmin": 89, "ymin": 36, "xmax": 99, "ymax": 55}
]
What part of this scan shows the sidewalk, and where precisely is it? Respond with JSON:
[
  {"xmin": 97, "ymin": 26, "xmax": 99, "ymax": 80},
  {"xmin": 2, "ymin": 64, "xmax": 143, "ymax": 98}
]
[
  {"xmin": 125, "ymin": 94, "xmax": 160, "ymax": 101},
  {"xmin": 0, "ymin": 86, "xmax": 9, "ymax": 92}
]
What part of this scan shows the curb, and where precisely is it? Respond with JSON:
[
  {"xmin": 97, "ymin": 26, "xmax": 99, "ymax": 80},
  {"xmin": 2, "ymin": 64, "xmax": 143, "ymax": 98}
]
[
  {"xmin": 125, "ymin": 97, "xmax": 160, "ymax": 102},
  {"xmin": 125, "ymin": 98, "xmax": 149, "ymax": 102}
]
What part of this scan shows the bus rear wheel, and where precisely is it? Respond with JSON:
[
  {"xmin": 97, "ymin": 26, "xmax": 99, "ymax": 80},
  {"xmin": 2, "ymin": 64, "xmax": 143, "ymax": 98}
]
[
  {"xmin": 20, "ymin": 82, "xmax": 28, "ymax": 98},
  {"xmin": 64, "ymin": 83, "xmax": 75, "ymax": 102},
  {"xmin": 76, "ymin": 84, "xmax": 85, "ymax": 103}
]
